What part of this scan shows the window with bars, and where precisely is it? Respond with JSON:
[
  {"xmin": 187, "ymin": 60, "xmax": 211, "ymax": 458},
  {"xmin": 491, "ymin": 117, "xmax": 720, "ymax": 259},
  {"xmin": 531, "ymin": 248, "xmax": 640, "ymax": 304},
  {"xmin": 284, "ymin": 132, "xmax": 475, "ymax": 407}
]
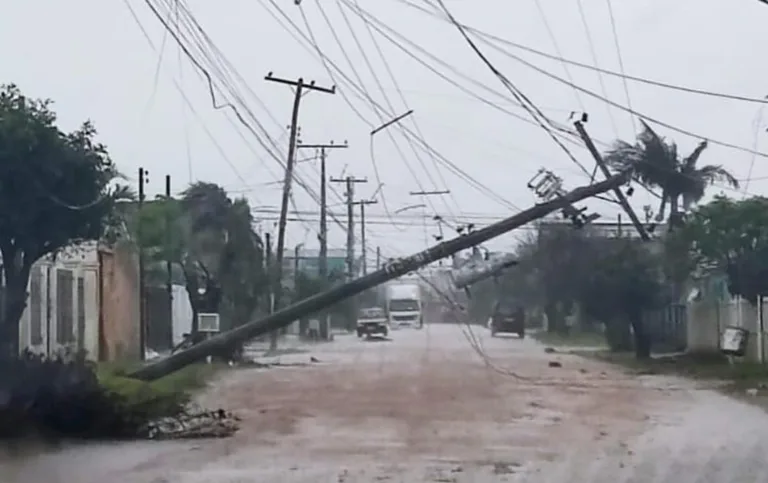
[
  {"xmin": 29, "ymin": 266, "xmax": 43, "ymax": 345},
  {"xmin": 77, "ymin": 276, "xmax": 85, "ymax": 351},
  {"xmin": 56, "ymin": 269, "xmax": 74, "ymax": 344}
]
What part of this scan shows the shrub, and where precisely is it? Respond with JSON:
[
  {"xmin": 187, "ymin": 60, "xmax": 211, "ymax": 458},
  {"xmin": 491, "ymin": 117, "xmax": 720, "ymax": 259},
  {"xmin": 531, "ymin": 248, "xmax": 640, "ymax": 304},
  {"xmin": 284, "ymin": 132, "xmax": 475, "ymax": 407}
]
[{"xmin": 0, "ymin": 351, "xmax": 214, "ymax": 440}]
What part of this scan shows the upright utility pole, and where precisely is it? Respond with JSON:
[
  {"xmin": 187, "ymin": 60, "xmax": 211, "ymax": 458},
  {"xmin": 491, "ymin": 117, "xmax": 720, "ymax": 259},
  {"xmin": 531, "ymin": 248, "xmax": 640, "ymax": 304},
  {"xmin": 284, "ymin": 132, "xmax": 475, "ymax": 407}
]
[
  {"xmin": 376, "ymin": 246, "xmax": 381, "ymax": 270},
  {"xmin": 352, "ymin": 199, "xmax": 378, "ymax": 275},
  {"xmin": 137, "ymin": 167, "xmax": 149, "ymax": 361},
  {"xmin": 265, "ymin": 233, "xmax": 274, "ymax": 315},
  {"xmin": 165, "ymin": 174, "xmax": 173, "ymax": 349},
  {"xmin": 330, "ymin": 176, "xmax": 368, "ymax": 280},
  {"xmin": 574, "ymin": 120, "xmax": 650, "ymax": 241},
  {"xmin": 297, "ymin": 140, "xmax": 348, "ymax": 278},
  {"xmin": 265, "ymin": 74, "xmax": 335, "ymax": 349}
]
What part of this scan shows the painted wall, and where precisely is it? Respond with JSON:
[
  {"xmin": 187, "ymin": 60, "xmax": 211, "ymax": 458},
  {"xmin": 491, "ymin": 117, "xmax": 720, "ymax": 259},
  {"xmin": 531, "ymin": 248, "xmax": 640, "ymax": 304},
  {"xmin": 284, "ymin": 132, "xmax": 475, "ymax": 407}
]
[{"xmin": 98, "ymin": 243, "xmax": 140, "ymax": 361}]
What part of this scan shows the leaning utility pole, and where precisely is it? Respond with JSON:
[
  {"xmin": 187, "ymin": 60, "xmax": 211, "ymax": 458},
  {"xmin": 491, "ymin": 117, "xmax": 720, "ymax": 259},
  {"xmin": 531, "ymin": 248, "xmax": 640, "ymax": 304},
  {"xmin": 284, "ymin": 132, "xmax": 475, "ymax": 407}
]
[
  {"xmin": 574, "ymin": 120, "xmax": 650, "ymax": 241},
  {"xmin": 297, "ymin": 140, "xmax": 348, "ymax": 278},
  {"xmin": 137, "ymin": 167, "xmax": 149, "ymax": 361},
  {"xmin": 352, "ymin": 199, "xmax": 378, "ymax": 275},
  {"xmin": 330, "ymin": 176, "xmax": 368, "ymax": 280},
  {"xmin": 130, "ymin": 171, "xmax": 630, "ymax": 381},
  {"xmin": 265, "ymin": 74, "xmax": 335, "ymax": 350}
]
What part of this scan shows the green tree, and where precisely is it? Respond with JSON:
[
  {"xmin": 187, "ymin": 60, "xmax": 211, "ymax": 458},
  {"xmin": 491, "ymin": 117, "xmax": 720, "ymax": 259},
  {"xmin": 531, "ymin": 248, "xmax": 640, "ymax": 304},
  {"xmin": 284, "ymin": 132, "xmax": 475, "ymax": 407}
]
[
  {"xmin": 579, "ymin": 238, "xmax": 664, "ymax": 358},
  {"xmin": 136, "ymin": 183, "xmax": 266, "ymax": 338},
  {"xmin": 524, "ymin": 224, "xmax": 598, "ymax": 332},
  {"xmin": 604, "ymin": 120, "xmax": 738, "ymax": 225},
  {"xmin": 0, "ymin": 85, "xmax": 125, "ymax": 356},
  {"xmin": 673, "ymin": 195, "xmax": 768, "ymax": 304}
]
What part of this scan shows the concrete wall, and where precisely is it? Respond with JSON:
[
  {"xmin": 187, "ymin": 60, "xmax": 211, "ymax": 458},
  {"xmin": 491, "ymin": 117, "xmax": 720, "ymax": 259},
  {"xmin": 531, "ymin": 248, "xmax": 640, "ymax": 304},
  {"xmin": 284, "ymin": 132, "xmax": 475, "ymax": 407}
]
[
  {"xmin": 19, "ymin": 245, "xmax": 100, "ymax": 359},
  {"xmin": 98, "ymin": 243, "xmax": 140, "ymax": 361},
  {"xmin": 687, "ymin": 297, "xmax": 767, "ymax": 361}
]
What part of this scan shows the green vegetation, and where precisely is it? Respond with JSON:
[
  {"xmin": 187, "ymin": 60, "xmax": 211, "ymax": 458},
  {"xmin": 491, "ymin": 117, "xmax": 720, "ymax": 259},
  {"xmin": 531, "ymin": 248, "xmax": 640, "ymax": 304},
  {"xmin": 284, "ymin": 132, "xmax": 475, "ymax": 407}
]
[
  {"xmin": 0, "ymin": 85, "xmax": 241, "ymax": 441},
  {"xmin": 672, "ymin": 195, "xmax": 768, "ymax": 304},
  {"xmin": 96, "ymin": 363, "xmax": 220, "ymax": 420},
  {"xmin": 582, "ymin": 350, "xmax": 768, "ymax": 394},
  {"xmin": 0, "ymin": 84, "xmax": 130, "ymax": 356},
  {"xmin": 604, "ymin": 120, "xmax": 738, "ymax": 226}
]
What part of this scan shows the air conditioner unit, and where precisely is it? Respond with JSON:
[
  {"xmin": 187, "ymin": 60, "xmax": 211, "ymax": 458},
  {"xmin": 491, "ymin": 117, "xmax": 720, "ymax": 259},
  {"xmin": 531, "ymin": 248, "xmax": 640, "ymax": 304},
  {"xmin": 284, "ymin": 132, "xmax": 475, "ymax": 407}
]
[{"xmin": 197, "ymin": 313, "xmax": 221, "ymax": 333}]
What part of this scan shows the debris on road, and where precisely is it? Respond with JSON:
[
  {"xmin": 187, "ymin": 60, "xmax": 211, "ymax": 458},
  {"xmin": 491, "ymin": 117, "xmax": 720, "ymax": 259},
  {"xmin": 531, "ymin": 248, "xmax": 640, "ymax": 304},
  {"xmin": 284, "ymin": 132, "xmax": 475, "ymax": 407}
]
[
  {"xmin": 548, "ymin": 361, "xmax": 562, "ymax": 368},
  {"xmin": 147, "ymin": 408, "xmax": 240, "ymax": 440},
  {"xmin": 544, "ymin": 347, "xmax": 557, "ymax": 354},
  {"xmin": 492, "ymin": 461, "xmax": 520, "ymax": 474}
]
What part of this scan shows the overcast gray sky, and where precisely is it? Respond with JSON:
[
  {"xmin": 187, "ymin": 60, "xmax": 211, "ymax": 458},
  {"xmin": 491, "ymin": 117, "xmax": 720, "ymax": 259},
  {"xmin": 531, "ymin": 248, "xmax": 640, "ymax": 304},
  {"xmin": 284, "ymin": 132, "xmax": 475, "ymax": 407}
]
[{"xmin": 3, "ymin": 0, "xmax": 768, "ymax": 263}]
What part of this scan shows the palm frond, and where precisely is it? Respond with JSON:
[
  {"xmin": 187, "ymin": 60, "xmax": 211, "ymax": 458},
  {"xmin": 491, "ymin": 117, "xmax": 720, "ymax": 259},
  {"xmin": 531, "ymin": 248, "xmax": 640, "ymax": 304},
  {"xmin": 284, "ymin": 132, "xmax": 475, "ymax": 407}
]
[
  {"xmin": 696, "ymin": 165, "xmax": 740, "ymax": 188},
  {"xmin": 682, "ymin": 140, "xmax": 708, "ymax": 170}
]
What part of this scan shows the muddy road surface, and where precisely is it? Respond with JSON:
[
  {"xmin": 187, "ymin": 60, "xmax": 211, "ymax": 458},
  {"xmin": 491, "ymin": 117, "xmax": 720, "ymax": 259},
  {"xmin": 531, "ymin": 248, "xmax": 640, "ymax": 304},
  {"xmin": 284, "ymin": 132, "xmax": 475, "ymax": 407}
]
[{"xmin": 4, "ymin": 324, "xmax": 768, "ymax": 482}]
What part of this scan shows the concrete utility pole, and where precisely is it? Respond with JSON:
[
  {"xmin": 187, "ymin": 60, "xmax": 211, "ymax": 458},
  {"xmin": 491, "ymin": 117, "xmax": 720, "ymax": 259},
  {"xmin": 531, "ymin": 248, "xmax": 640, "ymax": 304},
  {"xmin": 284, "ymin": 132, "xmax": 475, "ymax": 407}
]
[
  {"xmin": 574, "ymin": 120, "xmax": 650, "ymax": 241},
  {"xmin": 265, "ymin": 232, "xmax": 274, "ymax": 316},
  {"xmin": 297, "ymin": 140, "xmax": 348, "ymax": 278},
  {"xmin": 352, "ymin": 199, "xmax": 378, "ymax": 275},
  {"xmin": 330, "ymin": 176, "xmax": 368, "ymax": 280},
  {"xmin": 265, "ymin": 73, "xmax": 335, "ymax": 350},
  {"xmin": 137, "ymin": 167, "xmax": 149, "ymax": 361},
  {"xmin": 130, "ymin": 171, "xmax": 631, "ymax": 381},
  {"xmin": 164, "ymin": 174, "xmax": 173, "ymax": 349}
]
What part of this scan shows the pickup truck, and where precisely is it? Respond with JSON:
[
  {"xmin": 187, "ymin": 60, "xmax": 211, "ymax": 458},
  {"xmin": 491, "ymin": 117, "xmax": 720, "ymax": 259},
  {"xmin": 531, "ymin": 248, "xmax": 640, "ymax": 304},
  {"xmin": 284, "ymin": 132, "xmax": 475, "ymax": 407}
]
[{"xmin": 356, "ymin": 307, "xmax": 389, "ymax": 338}]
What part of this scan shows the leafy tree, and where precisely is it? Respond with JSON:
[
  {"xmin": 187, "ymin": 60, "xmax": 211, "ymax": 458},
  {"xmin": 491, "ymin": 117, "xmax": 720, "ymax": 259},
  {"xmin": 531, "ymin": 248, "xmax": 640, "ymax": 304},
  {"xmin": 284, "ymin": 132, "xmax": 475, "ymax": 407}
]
[
  {"xmin": 604, "ymin": 120, "xmax": 738, "ymax": 225},
  {"xmin": 0, "ymin": 84, "xmax": 125, "ymax": 356},
  {"xmin": 135, "ymin": 183, "xmax": 266, "ymax": 339},
  {"xmin": 674, "ymin": 195, "xmax": 768, "ymax": 304},
  {"xmin": 579, "ymin": 238, "xmax": 664, "ymax": 358},
  {"xmin": 292, "ymin": 271, "xmax": 350, "ymax": 338},
  {"xmin": 524, "ymin": 224, "xmax": 598, "ymax": 332}
]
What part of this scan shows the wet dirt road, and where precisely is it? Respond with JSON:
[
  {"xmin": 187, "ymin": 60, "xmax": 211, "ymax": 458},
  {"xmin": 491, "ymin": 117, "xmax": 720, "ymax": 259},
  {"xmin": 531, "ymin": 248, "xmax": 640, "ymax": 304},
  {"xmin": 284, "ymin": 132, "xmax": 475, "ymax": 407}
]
[{"xmin": 4, "ymin": 323, "xmax": 768, "ymax": 482}]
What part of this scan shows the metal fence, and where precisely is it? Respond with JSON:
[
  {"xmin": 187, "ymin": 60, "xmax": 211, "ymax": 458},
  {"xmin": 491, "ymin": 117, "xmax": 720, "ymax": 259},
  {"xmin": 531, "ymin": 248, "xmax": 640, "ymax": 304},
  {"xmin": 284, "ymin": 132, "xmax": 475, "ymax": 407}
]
[{"xmin": 644, "ymin": 303, "xmax": 687, "ymax": 352}]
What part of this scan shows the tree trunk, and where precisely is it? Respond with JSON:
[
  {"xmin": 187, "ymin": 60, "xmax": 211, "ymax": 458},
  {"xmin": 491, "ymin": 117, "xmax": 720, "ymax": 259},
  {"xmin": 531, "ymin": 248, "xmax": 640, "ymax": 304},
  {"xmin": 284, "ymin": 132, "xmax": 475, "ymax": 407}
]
[
  {"xmin": 0, "ymin": 283, "xmax": 27, "ymax": 357},
  {"xmin": 604, "ymin": 317, "xmax": 632, "ymax": 352},
  {"xmin": 269, "ymin": 330, "xmax": 278, "ymax": 351},
  {"xmin": 668, "ymin": 196, "xmax": 682, "ymax": 230},
  {"xmin": 629, "ymin": 310, "xmax": 651, "ymax": 359},
  {"xmin": 655, "ymin": 195, "xmax": 668, "ymax": 222},
  {"xmin": 0, "ymin": 257, "xmax": 33, "ymax": 358},
  {"xmin": 544, "ymin": 302, "xmax": 565, "ymax": 333}
]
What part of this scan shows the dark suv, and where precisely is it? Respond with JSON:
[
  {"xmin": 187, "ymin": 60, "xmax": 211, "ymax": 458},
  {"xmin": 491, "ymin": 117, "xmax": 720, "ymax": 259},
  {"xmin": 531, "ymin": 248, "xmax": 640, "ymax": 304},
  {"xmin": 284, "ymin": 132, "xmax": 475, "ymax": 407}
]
[{"xmin": 490, "ymin": 301, "xmax": 525, "ymax": 338}]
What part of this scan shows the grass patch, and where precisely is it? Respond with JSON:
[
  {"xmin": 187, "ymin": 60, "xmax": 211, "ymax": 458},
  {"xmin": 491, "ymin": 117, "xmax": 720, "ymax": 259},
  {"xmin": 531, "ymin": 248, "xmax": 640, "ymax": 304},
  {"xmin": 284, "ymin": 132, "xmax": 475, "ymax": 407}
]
[
  {"xmin": 95, "ymin": 362, "xmax": 221, "ymax": 420},
  {"xmin": 579, "ymin": 350, "xmax": 768, "ymax": 396},
  {"xmin": 532, "ymin": 330, "xmax": 607, "ymax": 348}
]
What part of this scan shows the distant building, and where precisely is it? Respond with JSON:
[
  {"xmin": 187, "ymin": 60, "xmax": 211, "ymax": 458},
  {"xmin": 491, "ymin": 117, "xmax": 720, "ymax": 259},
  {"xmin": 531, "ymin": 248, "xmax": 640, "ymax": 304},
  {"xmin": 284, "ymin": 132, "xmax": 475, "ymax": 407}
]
[{"xmin": 282, "ymin": 247, "xmax": 347, "ymax": 282}]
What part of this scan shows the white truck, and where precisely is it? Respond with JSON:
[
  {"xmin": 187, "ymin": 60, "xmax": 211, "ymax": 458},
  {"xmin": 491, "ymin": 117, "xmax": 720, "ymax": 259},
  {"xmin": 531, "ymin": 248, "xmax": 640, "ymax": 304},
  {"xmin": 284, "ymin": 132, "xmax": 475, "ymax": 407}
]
[{"xmin": 385, "ymin": 283, "xmax": 423, "ymax": 329}]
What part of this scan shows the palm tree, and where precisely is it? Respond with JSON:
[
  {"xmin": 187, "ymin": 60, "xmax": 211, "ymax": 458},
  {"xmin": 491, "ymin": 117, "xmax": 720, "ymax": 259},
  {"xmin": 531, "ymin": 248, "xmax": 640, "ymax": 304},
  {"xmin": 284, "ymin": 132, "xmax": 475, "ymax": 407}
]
[{"xmin": 604, "ymin": 120, "xmax": 739, "ymax": 225}]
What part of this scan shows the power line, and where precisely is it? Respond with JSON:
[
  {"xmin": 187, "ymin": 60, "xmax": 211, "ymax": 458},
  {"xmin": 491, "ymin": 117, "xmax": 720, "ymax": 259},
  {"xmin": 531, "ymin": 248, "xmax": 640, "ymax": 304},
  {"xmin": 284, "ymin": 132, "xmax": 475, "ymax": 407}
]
[
  {"xmin": 399, "ymin": 0, "xmax": 768, "ymax": 106},
  {"xmin": 431, "ymin": 0, "xmax": 594, "ymax": 178},
  {"xmin": 604, "ymin": 0, "xmax": 637, "ymax": 134},
  {"xmin": 262, "ymin": 0, "xmax": 524, "ymax": 215},
  {"xmin": 575, "ymin": 0, "xmax": 619, "ymax": 137}
]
